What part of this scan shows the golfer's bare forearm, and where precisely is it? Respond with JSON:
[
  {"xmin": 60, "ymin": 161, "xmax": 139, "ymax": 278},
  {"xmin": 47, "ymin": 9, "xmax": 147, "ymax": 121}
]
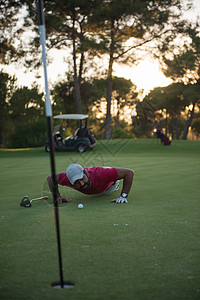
[
  {"xmin": 121, "ymin": 170, "xmax": 134, "ymax": 196},
  {"xmin": 116, "ymin": 168, "xmax": 134, "ymax": 196}
]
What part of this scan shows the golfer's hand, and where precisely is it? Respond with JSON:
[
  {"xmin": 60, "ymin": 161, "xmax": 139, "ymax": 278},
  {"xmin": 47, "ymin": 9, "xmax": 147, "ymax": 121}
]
[
  {"xmin": 57, "ymin": 197, "xmax": 70, "ymax": 204},
  {"xmin": 111, "ymin": 196, "xmax": 128, "ymax": 203}
]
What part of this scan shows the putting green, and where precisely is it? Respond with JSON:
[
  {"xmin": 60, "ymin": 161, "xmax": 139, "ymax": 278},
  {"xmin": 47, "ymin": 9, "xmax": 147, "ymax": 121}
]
[{"xmin": 0, "ymin": 139, "xmax": 199, "ymax": 300}]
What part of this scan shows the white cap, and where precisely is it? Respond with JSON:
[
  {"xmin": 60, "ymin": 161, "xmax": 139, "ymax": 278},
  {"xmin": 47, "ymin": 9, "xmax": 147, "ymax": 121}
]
[{"xmin": 66, "ymin": 164, "xmax": 84, "ymax": 185}]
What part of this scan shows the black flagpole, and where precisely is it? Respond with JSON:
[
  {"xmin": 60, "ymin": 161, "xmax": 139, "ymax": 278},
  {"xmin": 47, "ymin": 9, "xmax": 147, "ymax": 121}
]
[{"xmin": 38, "ymin": 0, "xmax": 64, "ymax": 288}]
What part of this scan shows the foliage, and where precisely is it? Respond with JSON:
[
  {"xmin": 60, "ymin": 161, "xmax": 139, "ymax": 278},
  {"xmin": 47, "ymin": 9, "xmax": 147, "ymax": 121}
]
[
  {"xmin": 9, "ymin": 86, "xmax": 44, "ymax": 120},
  {"xmin": 90, "ymin": 76, "xmax": 137, "ymax": 118},
  {"xmin": 156, "ymin": 22, "xmax": 200, "ymax": 139},
  {"xmin": 0, "ymin": 71, "xmax": 17, "ymax": 146},
  {"xmin": 160, "ymin": 23, "xmax": 200, "ymax": 84},
  {"xmin": 0, "ymin": 69, "xmax": 137, "ymax": 147},
  {"xmin": 163, "ymin": 49, "xmax": 197, "ymax": 81},
  {"xmin": 1, "ymin": 0, "xmax": 186, "ymax": 139},
  {"xmin": 112, "ymin": 77, "xmax": 137, "ymax": 124},
  {"xmin": 0, "ymin": 70, "xmax": 46, "ymax": 148},
  {"xmin": 52, "ymin": 75, "xmax": 136, "ymax": 119},
  {"xmin": 51, "ymin": 73, "xmax": 76, "ymax": 115},
  {"xmin": 111, "ymin": 126, "xmax": 132, "ymax": 139},
  {"xmin": 181, "ymin": 82, "xmax": 200, "ymax": 139},
  {"xmin": 191, "ymin": 113, "xmax": 200, "ymax": 138},
  {"xmin": 0, "ymin": 0, "xmax": 26, "ymax": 64},
  {"xmin": 8, "ymin": 117, "xmax": 47, "ymax": 148},
  {"xmin": 133, "ymin": 81, "xmax": 200, "ymax": 139},
  {"xmin": 24, "ymin": 0, "xmax": 103, "ymax": 113},
  {"xmin": 88, "ymin": 0, "xmax": 184, "ymax": 138},
  {"xmin": 8, "ymin": 87, "xmax": 46, "ymax": 147},
  {"xmin": 1, "ymin": 1, "xmax": 199, "ymax": 142},
  {"xmin": 89, "ymin": 78, "xmax": 107, "ymax": 103},
  {"xmin": 167, "ymin": 117, "xmax": 186, "ymax": 137},
  {"xmin": 131, "ymin": 111, "xmax": 153, "ymax": 138}
]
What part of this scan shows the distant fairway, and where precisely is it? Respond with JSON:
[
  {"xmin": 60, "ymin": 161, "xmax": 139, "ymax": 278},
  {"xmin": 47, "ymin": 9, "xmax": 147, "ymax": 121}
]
[{"xmin": 0, "ymin": 139, "xmax": 199, "ymax": 300}]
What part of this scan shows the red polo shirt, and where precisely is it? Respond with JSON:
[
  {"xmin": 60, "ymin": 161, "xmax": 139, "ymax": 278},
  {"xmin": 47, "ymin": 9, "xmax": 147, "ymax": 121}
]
[{"xmin": 59, "ymin": 166, "xmax": 118, "ymax": 194}]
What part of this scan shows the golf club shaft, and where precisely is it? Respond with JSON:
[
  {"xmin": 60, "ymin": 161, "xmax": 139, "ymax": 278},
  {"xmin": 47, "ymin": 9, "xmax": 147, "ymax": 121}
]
[
  {"xmin": 31, "ymin": 196, "xmax": 48, "ymax": 201},
  {"xmin": 38, "ymin": 0, "xmax": 64, "ymax": 288}
]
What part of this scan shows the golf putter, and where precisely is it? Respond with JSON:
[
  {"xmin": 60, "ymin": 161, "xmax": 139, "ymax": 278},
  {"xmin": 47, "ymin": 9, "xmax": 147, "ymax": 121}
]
[{"xmin": 20, "ymin": 195, "xmax": 48, "ymax": 207}]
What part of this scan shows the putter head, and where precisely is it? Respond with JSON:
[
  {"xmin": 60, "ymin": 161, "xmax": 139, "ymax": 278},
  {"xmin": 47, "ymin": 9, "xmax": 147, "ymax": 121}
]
[{"xmin": 20, "ymin": 196, "xmax": 32, "ymax": 208}]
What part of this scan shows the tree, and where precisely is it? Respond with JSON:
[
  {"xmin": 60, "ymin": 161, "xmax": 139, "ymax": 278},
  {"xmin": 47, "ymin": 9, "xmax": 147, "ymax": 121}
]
[
  {"xmin": 9, "ymin": 86, "xmax": 44, "ymax": 120},
  {"xmin": 135, "ymin": 82, "xmax": 190, "ymax": 139},
  {"xmin": 90, "ymin": 76, "xmax": 136, "ymax": 116},
  {"xmin": 191, "ymin": 113, "xmax": 200, "ymax": 139},
  {"xmin": 131, "ymin": 100, "xmax": 154, "ymax": 138},
  {"xmin": 0, "ymin": 71, "xmax": 16, "ymax": 146},
  {"xmin": 1, "ymin": 1, "xmax": 185, "ymax": 138},
  {"xmin": 182, "ymin": 82, "xmax": 200, "ymax": 139},
  {"xmin": 8, "ymin": 85, "xmax": 45, "ymax": 147},
  {"xmin": 77, "ymin": 76, "xmax": 136, "ymax": 138},
  {"xmin": 21, "ymin": 0, "xmax": 101, "ymax": 114},
  {"xmin": 51, "ymin": 72, "xmax": 76, "ymax": 115},
  {"xmin": 0, "ymin": 70, "xmax": 46, "ymax": 148},
  {"xmin": 161, "ymin": 23, "xmax": 200, "ymax": 83},
  {"xmin": 112, "ymin": 77, "xmax": 136, "ymax": 127},
  {"xmin": 8, "ymin": 86, "xmax": 45, "ymax": 147},
  {"xmin": 163, "ymin": 83, "xmax": 188, "ymax": 139},
  {"xmin": 158, "ymin": 22, "xmax": 200, "ymax": 139},
  {"xmin": 2, "ymin": 0, "xmax": 194, "ymax": 141},
  {"xmin": 0, "ymin": 0, "xmax": 25, "ymax": 64},
  {"xmin": 89, "ymin": 0, "xmax": 184, "ymax": 138}
]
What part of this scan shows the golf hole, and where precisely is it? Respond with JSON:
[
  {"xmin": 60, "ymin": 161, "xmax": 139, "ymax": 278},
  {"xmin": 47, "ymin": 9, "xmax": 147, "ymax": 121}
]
[{"xmin": 51, "ymin": 281, "xmax": 75, "ymax": 289}]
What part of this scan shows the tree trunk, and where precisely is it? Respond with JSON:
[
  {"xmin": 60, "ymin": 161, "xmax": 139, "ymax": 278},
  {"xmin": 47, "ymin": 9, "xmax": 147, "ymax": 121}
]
[
  {"xmin": 182, "ymin": 102, "xmax": 196, "ymax": 140},
  {"xmin": 115, "ymin": 102, "xmax": 120, "ymax": 128},
  {"xmin": 105, "ymin": 76, "xmax": 112, "ymax": 139},
  {"xmin": 165, "ymin": 114, "xmax": 168, "ymax": 136},
  {"xmin": 105, "ymin": 20, "xmax": 115, "ymax": 139},
  {"xmin": 72, "ymin": 17, "xmax": 82, "ymax": 114},
  {"xmin": 171, "ymin": 112, "xmax": 174, "ymax": 139},
  {"xmin": 176, "ymin": 108, "xmax": 180, "ymax": 139},
  {"xmin": 79, "ymin": 52, "xmax": 84, "ymax": 84},
  {"xmin": 1, "ymin": 132, "xmax": 6, "ymax": 148}
]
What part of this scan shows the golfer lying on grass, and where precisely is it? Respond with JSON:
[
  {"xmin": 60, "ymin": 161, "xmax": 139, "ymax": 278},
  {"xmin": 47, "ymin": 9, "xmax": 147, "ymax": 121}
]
[{"xmin": 47, "ymin": 164, "xmax": 134, "ymax": 204}]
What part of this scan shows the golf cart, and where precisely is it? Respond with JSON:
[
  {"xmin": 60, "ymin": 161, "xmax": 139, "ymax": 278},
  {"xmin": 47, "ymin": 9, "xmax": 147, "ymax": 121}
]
[{"xmin": 45, "ymin": 114, "xmax": 96, "ymax": 153}]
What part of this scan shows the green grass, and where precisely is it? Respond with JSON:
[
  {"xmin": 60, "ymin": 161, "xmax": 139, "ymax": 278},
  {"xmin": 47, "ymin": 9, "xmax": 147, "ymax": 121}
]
[{"xmin": 0, "ymin": 139, "xmax": 200, "ymax": 300}]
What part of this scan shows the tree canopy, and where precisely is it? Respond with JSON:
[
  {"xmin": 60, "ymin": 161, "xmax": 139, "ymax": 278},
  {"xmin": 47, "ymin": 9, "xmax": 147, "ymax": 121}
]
[
  {"xmin": 0, "ymin": 0, "xmax": 200, "ymax": 144},
  {"xmin": 1, "ymin": 0, "xmax": 189, "ymax": 138},
  {"xmin": 157, "ymin": 21, "xmax": 200, "ymax": 139},
  {"xmin": 0, "ymin": 70, "xmax": 45, "ymax": 147}
]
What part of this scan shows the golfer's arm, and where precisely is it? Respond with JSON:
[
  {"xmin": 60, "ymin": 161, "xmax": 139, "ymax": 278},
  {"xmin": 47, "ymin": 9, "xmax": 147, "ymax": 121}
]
[
  {"xmin": 47, "ymin": 174, "xmax": 61, "ymax": 199},
  {"xmin": 116, "ymin": 168, "xmax": 134, "ymax": 197}
]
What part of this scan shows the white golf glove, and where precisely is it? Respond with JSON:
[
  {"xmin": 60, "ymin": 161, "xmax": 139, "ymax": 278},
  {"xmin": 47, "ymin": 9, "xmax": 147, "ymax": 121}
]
[{"xmin": 112, "ymin": 196, "xmax": 128, "ymax": 203}]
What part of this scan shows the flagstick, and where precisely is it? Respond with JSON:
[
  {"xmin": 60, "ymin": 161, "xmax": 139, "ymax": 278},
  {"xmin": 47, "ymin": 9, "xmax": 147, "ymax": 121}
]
[{"xmin": 38, "ymin": 0, "xmax": 64, "ymax": 288}]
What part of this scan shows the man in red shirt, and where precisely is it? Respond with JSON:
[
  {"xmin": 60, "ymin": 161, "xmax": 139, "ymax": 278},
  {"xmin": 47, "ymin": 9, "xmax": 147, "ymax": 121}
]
[{"xmin": 47, "ymin": 164, "xmax": 134, "ymax": 204}]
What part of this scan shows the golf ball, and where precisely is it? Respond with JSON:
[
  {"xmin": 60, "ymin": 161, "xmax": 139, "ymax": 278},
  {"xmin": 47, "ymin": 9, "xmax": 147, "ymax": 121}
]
[{"xmin": 78, "ymin": 203, "xmax": 83, "ymax": 209}]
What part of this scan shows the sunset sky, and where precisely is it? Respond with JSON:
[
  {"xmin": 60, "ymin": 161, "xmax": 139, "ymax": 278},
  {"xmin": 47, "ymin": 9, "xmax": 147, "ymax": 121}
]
[{"xmin": 0, "ymin": 0, "xmax": 199, "ymax": 95}]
